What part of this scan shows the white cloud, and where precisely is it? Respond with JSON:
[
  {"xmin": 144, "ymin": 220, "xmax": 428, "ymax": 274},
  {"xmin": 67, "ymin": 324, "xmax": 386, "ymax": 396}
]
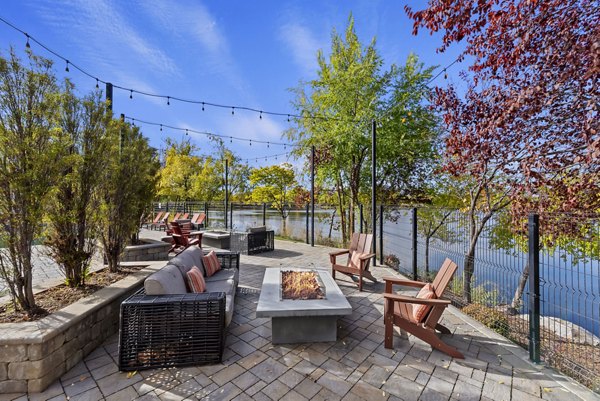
[
  {"xmin": 279, "ymin": 22, "xmax": 324, "ymax": 77},
  {"xmin": 218, "ymin": 114, "xmax": 287, "ymax": 143},
  {"xmin": 136, "ymin": 0, "xmax": 243, "ymax": 90},
  {"xmin": 30, "ymin": 0, "xmax": 179, "ymax": 77}
]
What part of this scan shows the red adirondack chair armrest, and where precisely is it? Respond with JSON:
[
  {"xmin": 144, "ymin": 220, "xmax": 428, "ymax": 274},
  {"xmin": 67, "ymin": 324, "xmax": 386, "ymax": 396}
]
[
  {"xmin": 383, "ymin": 292, "xmax": 451, "ymax": 306},
  {"xmin": 358, "ymin": 253, "xmax": 375, "ymax": 260},
  {"xmin": 329, "ymin": 249, "xmax": 350, "ymax": 264},
  {"xmin": 383, "ymin": 276, "xmax": 428, "ymax": 292},
  {"xmin": 329, "ymin": 249, "xmax": 349, "ymax": 257}
]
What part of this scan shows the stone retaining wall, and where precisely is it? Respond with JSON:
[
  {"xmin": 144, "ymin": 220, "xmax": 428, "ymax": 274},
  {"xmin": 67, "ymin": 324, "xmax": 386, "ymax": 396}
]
[
  {"xmin": 0, "ymin": 263, "xmax": 162, "ymax": 393},
  {"xmin": 108, "ymin": 239, "xmax": 171, "ymax": 262}
]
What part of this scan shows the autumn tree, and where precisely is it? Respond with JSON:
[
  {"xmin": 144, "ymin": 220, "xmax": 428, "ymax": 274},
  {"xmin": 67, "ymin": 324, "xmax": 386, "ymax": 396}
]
[
  {"xmin": 406, "ymin": 0, "xmax": 599, "ymax": 302},
  {"xmin": 45, "ymin": 83, "xmax": 111, "ymax": 287},
  {"xmin": 157, "ymin": 138, "xmax": 202, "ymax": 201},
  {"xmin": 250, "ymin": 163, "xmax": 297, "ymax": 224},
  {"xmin": 289, "ymin": 15, "xmax": 440, "ymax": 244}
]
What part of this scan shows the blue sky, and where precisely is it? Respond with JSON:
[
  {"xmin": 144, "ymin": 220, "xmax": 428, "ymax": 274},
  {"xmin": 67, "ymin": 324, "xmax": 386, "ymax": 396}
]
[{"xmin": 0, "ymin": 0, "xmax": 465, "ymax": 170}]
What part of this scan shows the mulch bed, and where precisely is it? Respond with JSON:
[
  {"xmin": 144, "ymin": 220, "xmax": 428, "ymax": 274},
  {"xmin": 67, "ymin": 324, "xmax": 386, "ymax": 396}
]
[{"xmin": 0, "ymin": 266, "xmax": 143, "ymax": 323}]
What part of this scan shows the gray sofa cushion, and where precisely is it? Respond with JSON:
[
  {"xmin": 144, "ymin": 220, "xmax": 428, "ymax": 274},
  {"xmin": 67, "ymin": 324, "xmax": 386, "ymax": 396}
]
[
  {"xmin": 169, "ymin": 246, "xmax": 205, "ymax": 277},
  {"xmin": 205, "ymin": 278, "xmax": 236, "ymax": 296},
  {"xmin": 144, "ymin": 264, "xmax": 188, "ymax": 295},
  {"xmin": 205, "ymin": 268, "xmax": 238, "ymax": 284},
  {"xmin": 205, "ymin": 278, "xmax": 236, "ymax": 326}
]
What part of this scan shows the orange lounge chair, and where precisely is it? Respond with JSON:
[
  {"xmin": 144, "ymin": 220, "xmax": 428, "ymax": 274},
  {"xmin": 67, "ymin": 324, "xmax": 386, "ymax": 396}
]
[{"xmin": 142, "ymin": 211, "xmax": 163, "ymax": 229}]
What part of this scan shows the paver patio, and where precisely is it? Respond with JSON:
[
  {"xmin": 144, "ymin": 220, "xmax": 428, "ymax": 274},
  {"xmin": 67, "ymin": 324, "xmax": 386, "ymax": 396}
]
[{"xmin": 2, "ymin": 234, "xmax": 599, "ymax": 401}]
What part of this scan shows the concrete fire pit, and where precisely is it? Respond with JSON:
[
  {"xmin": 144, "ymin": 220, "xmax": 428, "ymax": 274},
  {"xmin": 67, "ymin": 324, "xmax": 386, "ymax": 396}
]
[
  {"xmin": 256, "ymin": 268, "xmax": 352, "ymax": 344},
  {"xmin": 201, "ymin": 231, "xmax": 231, "ymax": 249}
]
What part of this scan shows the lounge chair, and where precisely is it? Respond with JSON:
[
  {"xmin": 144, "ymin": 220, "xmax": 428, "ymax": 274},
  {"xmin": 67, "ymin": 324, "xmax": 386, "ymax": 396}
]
[
  {"xmin": 383, "ymin": 258, "xmax": 464, "ymax": 358},
  {"xmin": 152, "ymin": 212, "xmax": 170, "ymax": 231},
  {"xmin": 142, "ymin": 211, "xmax": 163, "ymax": 229},
  {"xmin": 191, "ymin": 212, "xmax": 206, "ymax": 229},
  {"xmin": 330, "ymin": 233, "xmax": 376, "ymax": 291}
]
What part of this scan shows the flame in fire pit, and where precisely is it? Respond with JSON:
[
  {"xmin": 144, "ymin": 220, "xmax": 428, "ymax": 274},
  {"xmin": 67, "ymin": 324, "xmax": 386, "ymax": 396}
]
[{"xmin": 281, "ymin": 270, "xmax": 325, "ymax": 300}]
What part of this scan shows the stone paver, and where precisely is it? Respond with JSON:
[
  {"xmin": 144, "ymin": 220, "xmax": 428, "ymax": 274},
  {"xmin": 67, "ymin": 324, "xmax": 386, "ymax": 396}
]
[{"xmin": 3, "ymin": 232, "xmax": 600, "ymax": 400}]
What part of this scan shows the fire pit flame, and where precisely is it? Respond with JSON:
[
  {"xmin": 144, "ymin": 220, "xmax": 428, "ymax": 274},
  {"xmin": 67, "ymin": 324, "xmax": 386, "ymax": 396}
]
[{"xmin": 281, "ymin": 270, "xmax": 326, "ymax": 300}]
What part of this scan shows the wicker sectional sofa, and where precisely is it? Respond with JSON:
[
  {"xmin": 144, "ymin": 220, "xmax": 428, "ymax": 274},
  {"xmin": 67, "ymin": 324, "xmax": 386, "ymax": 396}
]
[{"xmin": 118, "ymin": 246, "xmax": 240, "ymax": 371}]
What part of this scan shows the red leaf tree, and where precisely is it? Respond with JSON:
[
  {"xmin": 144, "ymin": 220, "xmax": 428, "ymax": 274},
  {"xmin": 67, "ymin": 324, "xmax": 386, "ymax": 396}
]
[{"xmin": 406, "ymin": 0, "xmax": 599, "ymax": 301}]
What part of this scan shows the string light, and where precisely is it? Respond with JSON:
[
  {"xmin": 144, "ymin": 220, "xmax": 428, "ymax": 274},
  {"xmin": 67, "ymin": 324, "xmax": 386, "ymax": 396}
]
[
  {"xmin": 95, "ymin": 78, "xmax": 99, "ymax": 89},
  {"xmin": 185, "ymin": 129, "xmax": 188, "ymax": 136},
  {"xmin": 0, "ymin": 16, "xmax": 464, "ymax": 129},
  {"xmin": 259, "ymin": 111, "xmax": 263, "ymax": 120},
  {"xmin": 167, "ymin": 96, "xmax": 170, "ymax": 106},
  {"xmin": 160, "ymin": 124, "xmax": 163, "ymax": 131}
]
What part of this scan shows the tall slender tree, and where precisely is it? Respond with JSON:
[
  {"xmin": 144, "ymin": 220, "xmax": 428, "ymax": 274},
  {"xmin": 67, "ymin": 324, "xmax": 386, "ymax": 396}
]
[
  {"xmin": 0, "ymin": 50, "xmax": 62, "ymax": 314},
  {"xmin": 289, "ymin": 15, "xmax": 440, "ymax": 244},
  {"xmin": 46, "ymin": 83, "xmax": 111, "ymax": 287}
]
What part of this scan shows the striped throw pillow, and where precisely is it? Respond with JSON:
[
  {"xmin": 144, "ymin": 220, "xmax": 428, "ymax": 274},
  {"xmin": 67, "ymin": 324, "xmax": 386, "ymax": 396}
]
[
  {"xmin": 202, "ymin": 251, "xmax": 221, "ymax": 277},
  {"xmin": 186, "ymin": 266, "xmax": 206, "ymax": 293},
  {"xmin": 412, "ymin": 283, "xmax": 436, "ymax": 322}
]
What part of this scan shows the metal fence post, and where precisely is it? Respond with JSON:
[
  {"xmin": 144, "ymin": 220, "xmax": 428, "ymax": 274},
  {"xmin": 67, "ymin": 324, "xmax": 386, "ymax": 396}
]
[
  {"xmin": 204, "ymin": 202, "xmax": 208, "ymax": 227},
  {"xmin": 412, "ymin": 207, "xmax": 418, "ymax": 280},
  {"xmin": 229, "ymin": 203, "xmax": 234, "ymax": 231},
  {"xmin": 379, "ymin": 205, "xmax": 384, "ymax": 265},
  {"xmin": 262, "ymin": 203, "xmax": 266, "ymax": 226},
  {"xmin": 529, "ymin": 213, "xmax": 541, "ymax": 363},
  {"xmin": 306, "ymin": 203, "xmax": 309, "ymax": 244}
]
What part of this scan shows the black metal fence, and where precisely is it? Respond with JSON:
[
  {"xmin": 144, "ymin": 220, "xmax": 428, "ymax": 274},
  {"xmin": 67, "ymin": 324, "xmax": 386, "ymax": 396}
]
[{"xmin": 382, "ymin": 206, "xmax": 600, "ymax": 392}]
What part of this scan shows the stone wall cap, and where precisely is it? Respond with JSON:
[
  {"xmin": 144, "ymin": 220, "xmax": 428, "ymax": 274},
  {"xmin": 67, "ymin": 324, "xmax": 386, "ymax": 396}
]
[{"xmin": 0, "ymin": 262, "xmax": 163, "ymax": 345}]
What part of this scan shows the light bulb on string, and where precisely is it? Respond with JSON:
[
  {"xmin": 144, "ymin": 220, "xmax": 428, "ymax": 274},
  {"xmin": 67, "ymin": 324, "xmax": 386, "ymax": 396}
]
[
  {"xmin": 132, "ymin": 118, "xmax": 135, "ymax": 126},
  {"xmin": 231, "ymin": 107, "xmax": 235, "ymax": 116},
  {"xmin": 444, "ymin": 69, "xmax": 448, "ymax": 79},
  {"xmin": 202, "ymin": 102, "xmax": 205, "ymax": 111},
  {"xmin": 249, "ymin": 139, "xmax": 252, "ymax": 146},
  {"xmin": 230, "ymin": 136, "xmax": 232, "ymax": 143},
  {"xmin": 65, "ymin": 60, "xmax": 69, "ymax": 72},
  {"xmin": 160, "ymin": 124, "xmax": 163, "ymax": 132},
  {"xmin": 95, "ymin": 78, "xmax": 99, "ymax": 89},
  {"xmin": 259, "ymin": 111, "xmax": 263, "ymax": 120},
  {"xmin": 287, "ymin": 115, "xmax": 290, "ymax": 122},
  {"xmin": 185, "ymin": 129, "xmax": 188, "ymax": 136},
  {"xmin": 25, "ymin": 34, "xmax": 30, "ymax": 48},
  {"xmin": 167, "ymin": 96, "xmax": 170, "ymax": 106},
  {"xmin": 267, "ymin": 142, "xmax": 270, "ymax": 148},
  {"xmin": 130, "ymin": 90, "xmax": 133, "ymax": 99}
]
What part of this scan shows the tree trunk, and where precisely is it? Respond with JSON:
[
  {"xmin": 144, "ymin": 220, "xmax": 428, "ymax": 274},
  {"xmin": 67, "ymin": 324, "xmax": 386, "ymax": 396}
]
[
  {"xmin": 463, "ymin": 244, "xmax": 476, "ymax": 303},
  {"xmin": 425, "ymin": 235, "xmax": 431, "ymax": 275},
  {"xmin": 328, "ymin": 209, "xmax": 336, "ymax": 239},
  {"xmin": 509, "ymin": 262, "xmax": 529, "ymax": 315}
]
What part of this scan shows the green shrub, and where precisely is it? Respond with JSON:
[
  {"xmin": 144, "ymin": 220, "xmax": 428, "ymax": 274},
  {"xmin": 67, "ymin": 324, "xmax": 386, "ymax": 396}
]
[
  {"xmin": 462, "ymin": 304, "xmax": 510, "ymax": 337},
  {"xmin": 384, "ymin": 254, "xmax": 400, "ymax": 269}
]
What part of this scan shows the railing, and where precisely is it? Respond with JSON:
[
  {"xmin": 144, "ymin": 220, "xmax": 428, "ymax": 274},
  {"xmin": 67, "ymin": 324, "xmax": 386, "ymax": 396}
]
[{"xmin": 382, "ymin": 206, "xmax": 600, "ymax": 392}]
